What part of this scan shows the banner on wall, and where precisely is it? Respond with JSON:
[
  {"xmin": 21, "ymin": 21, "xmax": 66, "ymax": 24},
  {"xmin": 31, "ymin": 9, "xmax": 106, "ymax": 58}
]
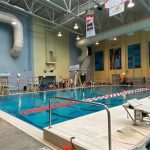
[{"xmin": 86, "ymin": 9, "xmax": 96, "ymax": 38}]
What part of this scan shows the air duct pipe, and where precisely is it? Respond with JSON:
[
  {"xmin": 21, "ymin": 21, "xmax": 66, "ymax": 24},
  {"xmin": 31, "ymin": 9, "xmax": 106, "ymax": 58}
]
[
  {"xmin": 76, "ymin": 17, "xmax": 150, "ymax": 47},
  {"xmin": 78, "ymin": 45, "xmax": 91, "ymax": 74},
  {"xmin": 78, "ymin": 45, "xmax": 88, "ymax": 62},
  {"xmin": 0, "ymin": 11, "xmax": 23, "ymax": 57}
]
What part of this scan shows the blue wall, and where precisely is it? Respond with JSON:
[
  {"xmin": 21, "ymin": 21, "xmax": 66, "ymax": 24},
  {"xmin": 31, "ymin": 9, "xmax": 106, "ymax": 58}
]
[
  {"xmin": 69, "ymin": 33, "xmax": 81, "ymax": 66},
  {"xmin": 0, "ymin": 7, "xmax": 33, "ymax": 89}
]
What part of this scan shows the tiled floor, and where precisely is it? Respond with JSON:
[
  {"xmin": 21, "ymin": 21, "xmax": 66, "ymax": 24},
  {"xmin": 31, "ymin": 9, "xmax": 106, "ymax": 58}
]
[
  {"xmin": 0, "ymin": 118, "xmax": 49, "ymax": 150},
  {"xmin": 44, "ymin": 97, "xmax": 150, "ymax": 150},
  {"xmin": 0, "ymin": 111, "xmax": 60, "ymax": 150}
]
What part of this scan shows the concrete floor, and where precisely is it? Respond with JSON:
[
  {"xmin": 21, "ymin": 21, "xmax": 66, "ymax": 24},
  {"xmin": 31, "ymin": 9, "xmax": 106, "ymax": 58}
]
[{"xmin": 0, "ymin": 118, "xmax": 49, "ymax": 150}]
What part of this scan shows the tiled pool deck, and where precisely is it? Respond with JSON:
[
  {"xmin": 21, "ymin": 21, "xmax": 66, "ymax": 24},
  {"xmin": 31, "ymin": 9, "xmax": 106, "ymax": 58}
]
[
  {"xmin": 0, "ymin": 111, "xmax": 60, "ymax": 150},
  {"xmin": 44, "ymin": 97, "xmax": 150, "ymax": 150},
  {"xmin": 0, "ymin": 118, "xmax": 47, "ymax": 150}
]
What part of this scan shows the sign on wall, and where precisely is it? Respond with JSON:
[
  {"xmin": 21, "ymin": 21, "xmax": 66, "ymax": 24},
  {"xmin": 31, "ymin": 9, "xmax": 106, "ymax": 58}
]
[
  {"xmin": 69, "ymin": 64, "xmax": 80, "ymax": 71},
  {"xmin": 0, "ymin": 71, "xmax": 10, "ymax": 76}
]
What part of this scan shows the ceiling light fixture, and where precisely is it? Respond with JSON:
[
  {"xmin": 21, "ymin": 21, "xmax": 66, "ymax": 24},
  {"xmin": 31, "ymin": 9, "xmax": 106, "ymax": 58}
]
[
  {"xmin": 113, "ymin": 37, "xmax": 117, "ymax": 41},
  {"xmin": 57, "ymin": 32, "xmax": 62, "ymax": 37},
  {"xmin": 17, "ymin": 73, "xmax": 21, "ymax": 77},
  {"xmin": 76, "ymin": 35, "xmax": 80, "ymax": 40},
  {"xmin": 74, "ymin": 23, "xmax": 79, "ymax": 30},
  {"xmin": 127, "ymin": 0, "xmax": 135, "ymax": 8},
  {"xmin": 95, "ymin": 41, "xmax": 99, "ymax": 45}
]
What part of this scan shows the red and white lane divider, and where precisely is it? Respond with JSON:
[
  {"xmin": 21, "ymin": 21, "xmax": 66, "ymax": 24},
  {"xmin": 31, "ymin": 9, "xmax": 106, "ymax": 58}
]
[
  {"xmin": 21, "ymin": 101, "xmax": 79, "ymax": 115},
  {"xmin": 84, "ymin": 88, "xmax": 150, "ymax": 102},
  {"xmin": 21, "ymin": 88, "xmax": 150, "ymax": 115}
]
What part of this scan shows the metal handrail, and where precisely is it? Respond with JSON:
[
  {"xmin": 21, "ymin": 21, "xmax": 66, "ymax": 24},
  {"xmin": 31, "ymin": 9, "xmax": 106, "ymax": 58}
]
[{"xmin": 48, "ymin": 96, "xmax": 111, "ymax": 150}]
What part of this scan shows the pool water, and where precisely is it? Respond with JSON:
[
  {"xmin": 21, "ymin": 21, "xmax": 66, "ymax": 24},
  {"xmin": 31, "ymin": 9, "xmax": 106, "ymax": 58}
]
[{"xmin": 0, "ymin": 86, "xmax": 150, "ymax": 129}]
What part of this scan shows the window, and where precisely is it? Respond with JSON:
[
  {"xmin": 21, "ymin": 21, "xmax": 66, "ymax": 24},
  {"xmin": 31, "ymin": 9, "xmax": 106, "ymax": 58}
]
[
  {"xmin": 95, "ymin": 51, "xmax": 104, "ymax": 71},
  {"xmin": 128, "ymin": 43, "xmax": 141, "ymax": 69},
  {"xmin": 110, "ymin": 47, "xmax": 121, "ymax": 70}
]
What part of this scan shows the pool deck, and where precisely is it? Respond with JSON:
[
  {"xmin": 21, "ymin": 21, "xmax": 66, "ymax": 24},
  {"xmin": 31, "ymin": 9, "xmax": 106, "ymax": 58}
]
[
  {"xmin": 0, "ymin": 110, "xmax": 60, "ymax": 150},
  {"xmin": 0, "ymin": 118, "xmax": 47, "ymax": 150},
  {"xmin": 44, "ymin": 97, "xmax": 150, "ymax": 150}
]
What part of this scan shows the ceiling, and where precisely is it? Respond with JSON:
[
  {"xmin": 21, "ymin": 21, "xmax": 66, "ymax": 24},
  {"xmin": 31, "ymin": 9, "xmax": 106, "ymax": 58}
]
[{"xmin": 0, "ymin": 0, "xmax": 150, "ymax": 36}]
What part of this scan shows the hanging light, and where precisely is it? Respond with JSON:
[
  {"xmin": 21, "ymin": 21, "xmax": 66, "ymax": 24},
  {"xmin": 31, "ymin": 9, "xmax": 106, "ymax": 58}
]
[
  {"xmin": 11, "ymin": 19, "xmax": 17, "ymax": 25},
  {"xmin": 17, "ymin": 73, "xmax": 21, "ymax": 77},
  {"xmin": 127, "ymin": 0, "xmax": 135, "ymax": 8},
  {"xmin": 113, "ymin": 37, "xmax": 117, "ymax": 41},
  {"xmin": 74, "ymin": 23, "xmax": 79, "ymax": 30},
  {"xmin": 57, "ymin": 31, "xmax": 62, "ymax": 37},
  {"xmin": 76, "ymin": 35, "xmax": 80, "ymax": 40},
  {"xmin": 122, "ymin": 72, "xmax": 125, "ymax": 76},
  {"xmin": 95, "ymin": 41, "xmax": 99, "ymax": 45}
]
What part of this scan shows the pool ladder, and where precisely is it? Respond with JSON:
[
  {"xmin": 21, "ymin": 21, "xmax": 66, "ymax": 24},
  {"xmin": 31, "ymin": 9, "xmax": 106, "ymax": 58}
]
[{"xmin": 48, "ymin": 97, "xmax": 112, "ymax": 150}]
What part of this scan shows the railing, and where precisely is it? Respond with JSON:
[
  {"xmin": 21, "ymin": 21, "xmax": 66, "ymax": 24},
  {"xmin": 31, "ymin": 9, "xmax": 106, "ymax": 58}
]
[{"xmin": 48, "ymin": 96, "xmax": 111, "ymax": 150}]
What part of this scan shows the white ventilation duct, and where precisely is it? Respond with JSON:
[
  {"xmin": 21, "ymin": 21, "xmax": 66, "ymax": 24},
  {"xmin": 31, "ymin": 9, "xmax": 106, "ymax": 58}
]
[
  {"xmin": 80, "ymin": 56, "xmax": 91, "ymax": 74},
  {"xmin": 78, "ymin": 45, "xmax": 88, "ymax": 62},
  {"xmin": 0, "ymin": 11, "xmax": 23, "ymax": 57},
  {"xmin": 78, "ymin": 45, "xmax": 91, "ymax": 74},
  {"xmin": 76, "ymin": 17, "xmax": 150, "ymax": 47}
]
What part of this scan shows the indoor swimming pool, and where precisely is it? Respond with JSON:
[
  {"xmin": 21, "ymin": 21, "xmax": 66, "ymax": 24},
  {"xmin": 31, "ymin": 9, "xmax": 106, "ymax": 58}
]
[{"xmin": 0, "ymin": 86, "xmax": 150, "ymax": 129}]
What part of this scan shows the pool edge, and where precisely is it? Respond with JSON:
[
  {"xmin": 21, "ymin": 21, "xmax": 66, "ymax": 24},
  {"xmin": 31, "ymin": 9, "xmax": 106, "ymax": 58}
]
[{"xmin": 0, "ymin": 110, "xmax": 60, "ymax": 150}]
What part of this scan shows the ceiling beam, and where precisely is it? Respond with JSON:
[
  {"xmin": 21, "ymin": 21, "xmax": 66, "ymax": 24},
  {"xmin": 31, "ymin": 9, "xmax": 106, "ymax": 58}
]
[
  {"xmin": 42, "ymin": 0, "xmax": 101, "ymax": 30},
  {"xmin": 37, "ymin": 0, "xmax": 61, "ymax": 13},
  {"xmin": 113, "ymin": 15, "xmax": 124, "ymax": 23},
  {"xmin": 48, "ymin": 0, "xmax": 106, "ymax": 32},
  {"xmin": 23, "ymin": 0, "xmax": 31, "ymax": 12},
  {"xmin": 31, "ymin": 0, "xmax": 37, "ymax": 12},
  {"xmin": 43, "ymin": 0, "xmax": 87, "ymax": 23},
  {"xmin": 63, "ymin": 0, "xmax": 69, "ymax": 11},
  {"xmin": 139, "ymin": 0, "xmax": 150, "ymax": 13},
  {"xmin": 0, "ymin": 1, "xmax": 84, "ymax": 36},
  {"xmin": 69, "ymin": 0, "xmax": 72, "ymax": 11},
  {"xmin": 148, "ymin": 0, "xmax": 150, "ymax": 6},
  {"xmin": 32, "ymin": 5, "xmax": 42, "ymax": 13}
]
